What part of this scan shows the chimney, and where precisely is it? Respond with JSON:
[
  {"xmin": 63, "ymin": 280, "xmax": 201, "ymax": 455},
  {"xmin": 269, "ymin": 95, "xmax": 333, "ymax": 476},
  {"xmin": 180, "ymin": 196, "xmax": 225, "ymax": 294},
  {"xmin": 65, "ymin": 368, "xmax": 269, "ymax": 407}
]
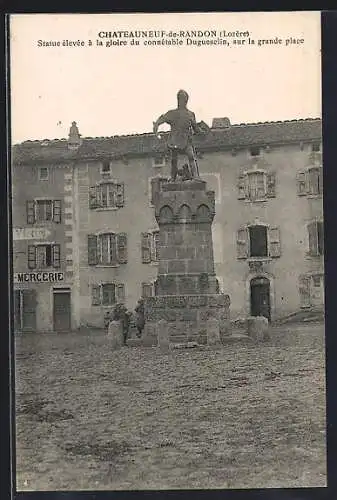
[
  {"xmin": 212, "ymin": 117, "xmax": 231, "ymax": 129},
  {"xmin": 68, "ymin": 121, "xmax": 82, "ymax": 150}
]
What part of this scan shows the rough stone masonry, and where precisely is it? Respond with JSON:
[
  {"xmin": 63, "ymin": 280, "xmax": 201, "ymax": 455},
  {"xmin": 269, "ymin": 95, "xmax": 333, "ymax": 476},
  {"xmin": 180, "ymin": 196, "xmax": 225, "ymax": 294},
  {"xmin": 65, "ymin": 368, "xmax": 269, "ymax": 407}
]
[{"xmin": 144, "ymin": 179, "xmax": 230, "ymax": 344}]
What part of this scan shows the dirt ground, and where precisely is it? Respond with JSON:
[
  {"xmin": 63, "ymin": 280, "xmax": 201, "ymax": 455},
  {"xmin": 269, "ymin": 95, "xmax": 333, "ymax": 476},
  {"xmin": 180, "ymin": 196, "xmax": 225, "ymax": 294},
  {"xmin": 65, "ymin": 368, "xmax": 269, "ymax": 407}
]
[{"xmin": 14, "ymin": 323, "xmax": 326, "ymax": 491}]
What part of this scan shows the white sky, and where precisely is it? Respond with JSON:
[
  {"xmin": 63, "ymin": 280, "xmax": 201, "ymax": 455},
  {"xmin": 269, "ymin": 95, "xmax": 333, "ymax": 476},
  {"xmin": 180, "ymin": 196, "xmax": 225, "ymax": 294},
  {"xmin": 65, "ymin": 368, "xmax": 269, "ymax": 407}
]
[{"xmin": 10, "ymin": 12, "xmax": 321, "ymax": 144}]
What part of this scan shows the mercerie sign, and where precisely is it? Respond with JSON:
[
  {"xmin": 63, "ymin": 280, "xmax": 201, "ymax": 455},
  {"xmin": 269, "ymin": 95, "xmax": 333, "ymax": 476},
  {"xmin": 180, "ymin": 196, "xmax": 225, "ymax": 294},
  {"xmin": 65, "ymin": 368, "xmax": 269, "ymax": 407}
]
[{"xmin": 15, "ymin": 272, "xmax": 64, "ymax": 283}]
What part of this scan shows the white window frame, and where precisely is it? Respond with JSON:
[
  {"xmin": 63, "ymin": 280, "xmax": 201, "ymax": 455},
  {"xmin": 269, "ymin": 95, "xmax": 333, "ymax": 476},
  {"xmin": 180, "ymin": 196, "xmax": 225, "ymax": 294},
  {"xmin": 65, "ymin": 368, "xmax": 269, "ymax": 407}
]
[
  {"xmin": 94, "ymin": 180, "xmax": 123, "ymax": 210},
  {"xmin": 96, "ymin": 232, "xmax": 118, "ymax": 266},
  {"xmin": 147, "ymin": 229, "xmax": 160, "ymax": 265},
  {"xmin": 38, "ymin": 167, "xmax": 49, "ymax": 181},
  {"xmin": 34, "ymin": 198, "xmax": 54, "ymax": 222}
]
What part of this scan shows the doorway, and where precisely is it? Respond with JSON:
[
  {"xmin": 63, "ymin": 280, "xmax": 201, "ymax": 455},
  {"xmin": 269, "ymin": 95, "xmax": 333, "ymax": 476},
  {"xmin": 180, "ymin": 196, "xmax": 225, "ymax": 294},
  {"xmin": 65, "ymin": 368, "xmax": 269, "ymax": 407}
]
[
  {"xmin": 14, "ymin": 289, "xmax": 37, "ymax": 331},
  {"xmin": 53, "ymin": 289, "xmax": 71, "ymax": 331},
  {"xmin": 250, "ymin": 277, "xmax": 271, "ymax": 321}
]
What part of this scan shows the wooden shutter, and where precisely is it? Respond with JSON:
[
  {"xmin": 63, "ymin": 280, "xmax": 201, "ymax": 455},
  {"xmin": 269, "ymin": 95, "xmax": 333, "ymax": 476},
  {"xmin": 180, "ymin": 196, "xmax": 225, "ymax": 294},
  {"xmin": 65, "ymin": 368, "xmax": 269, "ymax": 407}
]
[
  {"xmin": 308, "ymin": 222, "xmax": 318, "ymax": 256},
  {"xmin": 117, "ymin": 232, "xmax": 128, "ymax": 264},
  {"xmin": 91, "ymin": 285, "xmax": 101, "ymax": 306},
  {"xmin": 318, "ymin": 167, "xmax": 323, "ymax": 195},
  {"xmin": 26, "ymin": 200, "xmax": 35, "ymax": 224},
  {"xmin": 141, "ymin": 232, "xmax": 151, "ymax": 263},
  {"xmin": 150, "ymin": 178, "xmax": 160, "ymax": 206},
  {"xmin": 299, "ymin": 275, "xmax": 311, "ymax": 308},
  {"xmin": 116, "ymin": 183, "xmax": 125, "ymax": 207},
  {"xmin": 88, "ymin": 234, "xmax": 98, "ymax": 265},
  {"xmin": 27, "ymin": 245, "xmax": 36, "ymax": 269},
  {"xmin": 52, "ymin": 244, "xmax": 61, "ymax": 268},
  {"xmin": 237, "ymin": 174, "xmax": 247, "ymax": 200},
  {"xmin": 116, "ymin": 283, "xmax": 125, "ymax": 303},
  {"xmin": 53, "ymin": 200, "xmax": 62, "ymax": 223},
  {"xmin": 266, "ymin": 172, "xmax": 276, "ymax": 198},
  {"xmin": 296, "ymin": 170, "xmax": 307, "ymax": 196},
  {"xmin": 142, "ymin": 282, "xmax": 153, "ymax": 298},
  {"xmin": 269, "ymin": 227, "xmax": 281, "ymax": 257},
  {"xmin": 236, "ymin": 228, "xmax": 249, "ymax": 259},
  {"xmin": 89, "ymin": 186, "xmax": 98, "ymax": 209}
]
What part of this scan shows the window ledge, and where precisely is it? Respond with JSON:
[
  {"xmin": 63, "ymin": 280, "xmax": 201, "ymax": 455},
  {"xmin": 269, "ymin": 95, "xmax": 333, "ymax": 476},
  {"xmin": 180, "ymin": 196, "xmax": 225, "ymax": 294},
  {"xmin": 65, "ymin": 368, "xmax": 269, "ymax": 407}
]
[
  {"xmin": 95, "ymin": 265, "xmax": 120, "ymax": 268},
  {"xmin": 244, "ymin": 198, "xmax": 268, "ymax": 204},
  {"xmin": 91, "ymin": 207, "xmax": 119, "ymax": 212},
  {"xmin": 247, "ymin": 257, "xmax": 272, "ymax": 263},
  {"xmin": 306, "ymin": 194, "xmax": 323, "ymax": 199},
  {"xmin": 150, "ymin": 261, "xmax": 159, "ymax": 266}
]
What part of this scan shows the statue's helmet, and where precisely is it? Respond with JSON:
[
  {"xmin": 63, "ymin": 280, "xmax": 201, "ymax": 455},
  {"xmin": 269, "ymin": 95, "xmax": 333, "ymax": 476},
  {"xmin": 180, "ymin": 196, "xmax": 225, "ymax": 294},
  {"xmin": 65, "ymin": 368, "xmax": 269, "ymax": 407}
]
[{"xmin": 177, "ymin": 89, "xmax": 189, "ymax": 104}]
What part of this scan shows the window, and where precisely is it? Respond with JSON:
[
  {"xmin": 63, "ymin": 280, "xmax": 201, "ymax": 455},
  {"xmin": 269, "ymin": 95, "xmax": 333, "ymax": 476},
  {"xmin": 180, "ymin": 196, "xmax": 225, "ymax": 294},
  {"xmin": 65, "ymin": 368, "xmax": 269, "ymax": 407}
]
[
  {"xmin": 141, "ymin": 282, "xmax": 155, "ymax": 298},
  {"xmin": 27, "ymin": 244, "xmax": 60, "ymax": 269},
  {"xmin": 150, "ymin": 176, "xmax": 169, "ymax": 206},
  {"xmin": 237, "ymin": 171, "xmax": 276, "ymax": 201},
  {"xmin": 152, "ymin": 155, "xmax": 166, "ymax": 168},
  {"xmin": 26, "ymin": 199, "xmax": 61, "ymax": 224},
  {"xmin": 307, "ymin": 221, "xmax": 324, "ymax": 256},
  {"xmin": 88, "ymin": 232, "xmax": 127, "ymax": 266},
  {"xmin": 250, "ymin": 147, "xmax": 261, "ymax": 157},
  {"xmin": 312, "ymin": 275, "xmax": 321, "ymax": 287},
  {"xmin": 38, "ymin": 167, "xmax": 49, "ymax": 181},
  {"xmin": 101, "ymin": 161, "xmax": 111, "ymax": 174},
  {"xmin": 249, "ymin": 226, "xmax": 268, "ymax": 257},
  {"xmin": 236, "ymin": 225, "xmax": 281, "ymax": 259},
  {"xmin": 141, "ymin": 231, "xmax": 160, "ymax": 263},
  {"xmin": 311, "ymin": 142, "xmax": 321, "ymax": 152},
  {"xmin": 91, "ymin": 282, "xmax": 125, "ymax": 306},
  {"xmin": 297, "ymin": 167, "xmax": 323, "ymax": 196},
  {"xmin": 89, "ymin": 182, "xmax": 124, "ymax": 209}
]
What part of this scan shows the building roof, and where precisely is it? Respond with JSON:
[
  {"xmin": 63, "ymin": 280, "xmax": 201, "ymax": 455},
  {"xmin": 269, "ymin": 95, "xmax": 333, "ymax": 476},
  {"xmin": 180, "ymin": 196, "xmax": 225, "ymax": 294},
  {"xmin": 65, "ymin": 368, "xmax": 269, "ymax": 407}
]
[{"xmin": 12, "ymin": 118, "xmax": 322, "ymax": 165}]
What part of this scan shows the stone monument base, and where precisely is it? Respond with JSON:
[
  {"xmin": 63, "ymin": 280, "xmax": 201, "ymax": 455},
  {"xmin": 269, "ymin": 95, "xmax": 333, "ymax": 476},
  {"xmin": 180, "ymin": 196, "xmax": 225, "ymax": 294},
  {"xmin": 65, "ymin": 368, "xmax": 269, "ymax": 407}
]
[{"xmin": 144, "ymin": 293, "xmax": 230, "ymax": 345}]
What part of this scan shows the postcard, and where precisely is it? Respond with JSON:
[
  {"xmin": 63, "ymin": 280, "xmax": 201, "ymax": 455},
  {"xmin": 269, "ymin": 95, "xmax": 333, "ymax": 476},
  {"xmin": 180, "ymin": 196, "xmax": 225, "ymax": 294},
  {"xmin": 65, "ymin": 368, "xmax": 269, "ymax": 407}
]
[{"xmin": 10, "ymin": 11, "xmax": 325, "ymax": 491}]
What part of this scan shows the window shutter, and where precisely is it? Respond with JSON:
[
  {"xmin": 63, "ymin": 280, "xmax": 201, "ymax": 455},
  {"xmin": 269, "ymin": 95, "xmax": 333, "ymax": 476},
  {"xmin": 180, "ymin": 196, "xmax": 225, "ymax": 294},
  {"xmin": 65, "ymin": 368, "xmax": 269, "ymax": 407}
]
[
  {"xmin": 318, "ymin": 167, "xmax": 323, "ymax": 195},
  {"xmin": 27, "ymin": 245, "xmax": 36, "ymax": 269},
  {"xmin": 91, "ymin": 285, "xmax": 101, "ymax": 306},
  {"xmin": 117, "ymin": 232, "xmax": 128, "ymax": 264},
  {"xmin": 26, "ymin": 200, "xmax": 35, "ymax": 224},
  {"xmin": 150, "ymin": 178, "xmax": 160, "ymax": 206},
  {"xmin": 236, "ymin": 228, "xmax": 249, "ymax": 259},
  {"xmin": 308, "ymin": 222, "xmax": 318, "ymax": 256},
  {"xmin": 269, "ymin": 226, "xmax": 281, "ymax": 257},
  {"xmin": 89, "ymin": 186, "xmax": 98, "ymax": 209},
  {"xmin": 266, "ymin": 172, "xmax": 276, "ymax": 198},
  {"xmin": 237, "ymin": 174, "xmax": 247, "ymax": 200},
  {"xmin": 296, "ymin": 170, "xmax": 307, "ymax": 196},
  {"xmin": 53, "ymin": 200, "xmax": 62, "ymax": 223},
  {"xmin": 142, "ymin": 282, "xmax": 153, "ymax": 298},
  {"xmin": 88, "ymin": 234, "xmax": 98, "ymax": 265},
  {"xmin": 116, "ymin": 183, "xmax": 125, "ymax": 207},
  {"xmin": 141, "ymin": 232, "xmax": 151, "ymax": 263},
  {"xmin": 298, "ymin": 275, "xmax": 311, "ymax": 308},
  {"xmin": 52, "ymin": 244, "xmax": 61, "ymax": 268},
  {"xmin": 116, "ymin": 283, "xmax": 125, "ymax": 303}
]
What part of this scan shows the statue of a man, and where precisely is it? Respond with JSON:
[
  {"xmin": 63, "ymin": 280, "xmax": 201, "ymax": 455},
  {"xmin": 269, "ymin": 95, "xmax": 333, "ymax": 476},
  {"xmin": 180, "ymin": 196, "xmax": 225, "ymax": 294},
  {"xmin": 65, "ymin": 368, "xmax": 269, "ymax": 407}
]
[{"xmin": 153, "ymin": 90, "xmax": 204, "ymax": 182}]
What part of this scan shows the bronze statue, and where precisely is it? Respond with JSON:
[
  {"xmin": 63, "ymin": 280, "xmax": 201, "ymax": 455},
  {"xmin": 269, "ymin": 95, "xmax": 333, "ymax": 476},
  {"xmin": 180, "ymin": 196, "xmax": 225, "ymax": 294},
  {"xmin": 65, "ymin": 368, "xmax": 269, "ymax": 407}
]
[{"xmin": 153, "ymin": 90, "xmax": 206, "ymax": 181}]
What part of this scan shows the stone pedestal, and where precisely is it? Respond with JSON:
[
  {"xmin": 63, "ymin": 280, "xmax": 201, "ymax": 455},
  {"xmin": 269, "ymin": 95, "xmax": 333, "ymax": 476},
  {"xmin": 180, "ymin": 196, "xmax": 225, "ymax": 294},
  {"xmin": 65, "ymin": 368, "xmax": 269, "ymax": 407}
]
[
  {"xmin": 108, "ymin": 320, "xmax": 123, "ymax": 349},
  {"xmin": 145, "ymin": 180, "xmax": 230, "ymax": 344},
  {"xmin": 247, "ymin": 316, "xmax": 270, "ymax": 342}
]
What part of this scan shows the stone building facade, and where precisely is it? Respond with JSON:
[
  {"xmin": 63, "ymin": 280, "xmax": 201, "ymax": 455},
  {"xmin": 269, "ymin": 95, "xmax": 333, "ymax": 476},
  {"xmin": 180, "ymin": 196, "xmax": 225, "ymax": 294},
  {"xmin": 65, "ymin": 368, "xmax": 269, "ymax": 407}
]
[{"xmin": 12, "ymin": 118, "xmax": 323, "ymax": 332}]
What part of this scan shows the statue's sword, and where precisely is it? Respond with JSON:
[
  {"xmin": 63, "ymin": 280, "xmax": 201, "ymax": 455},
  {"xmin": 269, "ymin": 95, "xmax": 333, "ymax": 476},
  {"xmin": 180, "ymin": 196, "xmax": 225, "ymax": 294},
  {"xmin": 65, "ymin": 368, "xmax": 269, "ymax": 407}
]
[{"xmin": 189, "ymin": 125, "xmax": 200, "ymax": 177}]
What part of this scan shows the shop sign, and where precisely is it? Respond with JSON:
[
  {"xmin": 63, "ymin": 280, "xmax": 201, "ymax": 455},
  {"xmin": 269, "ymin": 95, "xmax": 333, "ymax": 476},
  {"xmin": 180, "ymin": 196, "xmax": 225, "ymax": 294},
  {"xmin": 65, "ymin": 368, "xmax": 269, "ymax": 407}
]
[
  {"xmin": 14, "ymin": 272, "xmax": 64, "ymax": 283},
  {"xmin": 13, "ymin": 227, "xmax": 52, "ymax": 240}
]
